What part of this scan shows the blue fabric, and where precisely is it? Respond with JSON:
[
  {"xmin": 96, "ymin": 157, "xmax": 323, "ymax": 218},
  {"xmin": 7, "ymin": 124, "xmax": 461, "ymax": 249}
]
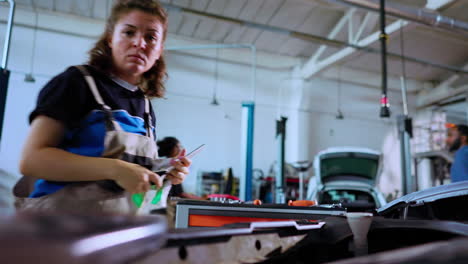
[
  {"xmin": 28, "ymin": 66, "xmax": 156, "ymax": 198},
  {"xmin": 451, "ymin": 146, "xmax": 468, "ymax": 183},
  {"xmin": 30, "ymin": 180, "xmax": 69, "ymax": 198},
  {"xmin": 29, "ymin": 110, "xmax": 150, "ymax": 198},
  {"xmin": 63, "ymin": 110, "xmax": 148, "ymax": 157}
]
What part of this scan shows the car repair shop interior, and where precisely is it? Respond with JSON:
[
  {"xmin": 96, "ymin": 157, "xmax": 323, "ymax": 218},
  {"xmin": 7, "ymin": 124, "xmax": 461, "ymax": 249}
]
[{"xmin": 1, "ymin": 0, "xmax": 468, "ymax": 263}]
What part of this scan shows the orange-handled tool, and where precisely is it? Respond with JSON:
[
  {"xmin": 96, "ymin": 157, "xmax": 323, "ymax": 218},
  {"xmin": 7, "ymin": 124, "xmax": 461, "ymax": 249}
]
[{"xmin": 288, "ymin": 200, "xmax": 316, "ymax": 207}]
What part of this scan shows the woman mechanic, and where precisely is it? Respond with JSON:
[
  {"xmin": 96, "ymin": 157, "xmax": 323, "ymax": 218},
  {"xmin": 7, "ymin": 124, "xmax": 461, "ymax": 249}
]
[{"xmin": 17, "ymin": 0, "xmax": 190, "ymax": 212}]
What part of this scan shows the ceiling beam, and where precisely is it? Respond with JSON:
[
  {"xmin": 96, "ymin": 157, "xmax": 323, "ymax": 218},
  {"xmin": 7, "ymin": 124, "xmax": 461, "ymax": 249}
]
[
  {"xmin": 300, "ymin": 0, "xmax": 458, "ymax": 79},
  {"xmin": 352, "ymin": 12, "xmax": 378, "ymax": 43},
  {"xmin": 425, "ymin": 0, "xmax": 457, "ymax": 10},
  {"xmin": 417, "ymin": 84, "xmax": 468, "ymax": 108},
  {"xmin": 435, "ymin": 61, "xmax": 468, "ymax": 89},
  {"xmin": 300, "ymin": 19, "xmax": 408, "ymax": 79},
  {"xmin": 308, "ymin": 8, "xmax": 355, "ymax": 65}
]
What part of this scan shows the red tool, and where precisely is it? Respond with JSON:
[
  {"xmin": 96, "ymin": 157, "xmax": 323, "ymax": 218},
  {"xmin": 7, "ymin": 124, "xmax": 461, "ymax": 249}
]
[{"xmin": 288, "ymin": 200, "xmax": 316, "ymax": 207}]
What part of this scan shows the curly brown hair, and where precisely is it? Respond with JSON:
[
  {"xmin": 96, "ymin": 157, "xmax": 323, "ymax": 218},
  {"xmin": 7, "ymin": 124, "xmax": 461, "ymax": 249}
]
[{"xmin": 88, "ymin": 0, "xmax": 168, "ymax": 98}]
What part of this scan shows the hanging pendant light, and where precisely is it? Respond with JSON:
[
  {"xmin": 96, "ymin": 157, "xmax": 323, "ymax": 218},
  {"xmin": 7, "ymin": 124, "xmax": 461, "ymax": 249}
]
[
  {"xmin": 210, "ymin": 47, "xmax": 220, "ymax": 106},
  {"xmin": 24, "ymin": 73, "xmax": 35, "ymax": 83},
  {"xmin": 25, "ymin": 8, "xmax": 38, "ymax": 83},
  {"xmin": 336, "ymin": 109, "xmax": 344, "ymax": 120},
  {"xmin": 210, "ymin": 95, "xmax": 219, "ymax": 106},
  {"xmin": 336, "ymin": 66, "xmax": 344, "ymax": 120}
]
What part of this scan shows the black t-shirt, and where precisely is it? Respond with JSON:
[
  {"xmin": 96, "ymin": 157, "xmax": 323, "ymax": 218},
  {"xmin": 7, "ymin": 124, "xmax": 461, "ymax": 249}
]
[
  {"xmin": 30, "ymin": 65, "xmax": 156, "ymax": 129},
  {"xmin": 29, "ymin": 65, "xmax": 157, "ymax": 197}
]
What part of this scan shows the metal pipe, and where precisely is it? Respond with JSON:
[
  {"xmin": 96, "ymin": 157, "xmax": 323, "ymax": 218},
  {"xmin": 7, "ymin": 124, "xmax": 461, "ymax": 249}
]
[
  {"xmin": 241, "ymin": 102, "xmax": 255, "ymax": 201},
  {"xmin": 330, "ymin": 0, "xmax": 468, "ymax": 36},
  {"xmin": 397, "ymin": 17, "xmax": 413, "ymax": 195},
  {"xmin": 400, "ymin": 77, "xmax": 409, "ymax": 116},
  {"xmin": 166, "ymin": 43, "xmax": 254, "ymax": 51},
  {"xmin": 399, "ymin": 20, "xmax": 409, "ymax": 117},
  {"xmin": 251, "ymin": 46, "xmax": 257, "ymax": 103},
  {"xmin": 1, "ymin": 0, "xmax": 15, "ymax": 69}
]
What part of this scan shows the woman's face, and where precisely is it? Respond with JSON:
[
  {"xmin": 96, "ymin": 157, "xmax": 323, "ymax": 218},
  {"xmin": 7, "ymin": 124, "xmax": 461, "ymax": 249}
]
[{"xmin": 108, "ymin": 10, "xmax": 164, "ymax": 84}]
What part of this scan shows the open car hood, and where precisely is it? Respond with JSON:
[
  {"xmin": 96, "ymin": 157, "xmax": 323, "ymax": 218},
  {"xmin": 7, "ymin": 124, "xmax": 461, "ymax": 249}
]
[{"xmin": 314, "ymin": 147, "xmax": 381, "ymax": 187}]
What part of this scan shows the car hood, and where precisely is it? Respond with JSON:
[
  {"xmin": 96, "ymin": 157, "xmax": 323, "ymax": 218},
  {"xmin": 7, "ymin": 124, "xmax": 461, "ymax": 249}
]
[
  {"xmin": 378, "ymin": 181, "xmax": 468, "ymax": 216},
  {"xmin": 314, "ymin": 147, "xmax": 381, "ymax": 187}
]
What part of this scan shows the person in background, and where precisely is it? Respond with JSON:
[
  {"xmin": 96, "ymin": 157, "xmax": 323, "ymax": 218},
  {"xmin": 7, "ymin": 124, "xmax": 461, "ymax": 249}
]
[
  {"xmin": 157, "ymin": 137, "xmax": 205, "ymax": 200},
  {"xmin": 446, "ymin": 124, "xmax": 468, "ymax": 183}
]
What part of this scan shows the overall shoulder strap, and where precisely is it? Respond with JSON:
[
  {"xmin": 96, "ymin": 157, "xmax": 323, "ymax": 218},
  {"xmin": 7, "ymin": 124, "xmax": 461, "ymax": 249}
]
[
  {"xmin": 75, "ymin": 65, "xmax": 122, "ymax": 131},
  {"xmin": 144, "ymin": 97, "xmax": 155, "ymax": 140},
  {"xmin": 75, "ymin": 65, "xmax": 108, "ymax": 109}
]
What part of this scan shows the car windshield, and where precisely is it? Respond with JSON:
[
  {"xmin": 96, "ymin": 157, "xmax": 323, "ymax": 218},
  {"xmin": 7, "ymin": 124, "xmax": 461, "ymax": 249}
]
[
  {"xmin": 320, "ymin": 156, "xmax": 378, "ymax": 180},
  {"xmin": 321, "ymin": 190, "xmax": 375, "ymax": 204}
]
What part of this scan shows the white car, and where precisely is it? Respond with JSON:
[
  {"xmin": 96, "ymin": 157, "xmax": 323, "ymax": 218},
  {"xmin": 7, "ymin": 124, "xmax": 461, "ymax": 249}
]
[{"xmin": 307, "ymin": 147, "xmax": 387, "ymax": 211}]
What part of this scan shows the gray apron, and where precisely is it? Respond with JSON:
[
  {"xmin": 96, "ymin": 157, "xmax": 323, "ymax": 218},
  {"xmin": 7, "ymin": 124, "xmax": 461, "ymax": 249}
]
[{"xmin": 13, "ymin": 65, "xmax": 171, "ymax": 215}]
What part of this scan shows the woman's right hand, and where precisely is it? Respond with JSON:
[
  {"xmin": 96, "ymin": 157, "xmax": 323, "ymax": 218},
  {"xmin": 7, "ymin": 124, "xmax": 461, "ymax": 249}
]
[{"xmin": 112, "ymin": 160, "xmax": 162, "ymax": 193}]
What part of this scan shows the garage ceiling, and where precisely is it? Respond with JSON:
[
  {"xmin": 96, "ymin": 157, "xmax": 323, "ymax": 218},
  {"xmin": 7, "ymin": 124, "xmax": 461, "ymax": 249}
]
[{"xmin": 6, "ymin": 0, "xmax": 468, "ymax": 85}]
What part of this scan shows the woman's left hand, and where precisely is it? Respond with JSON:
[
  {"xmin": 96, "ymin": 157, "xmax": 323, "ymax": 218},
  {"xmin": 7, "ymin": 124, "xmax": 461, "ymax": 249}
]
[{"xmin": 167, "ymin": 150, "xmax": 191, "ymax": 185}]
